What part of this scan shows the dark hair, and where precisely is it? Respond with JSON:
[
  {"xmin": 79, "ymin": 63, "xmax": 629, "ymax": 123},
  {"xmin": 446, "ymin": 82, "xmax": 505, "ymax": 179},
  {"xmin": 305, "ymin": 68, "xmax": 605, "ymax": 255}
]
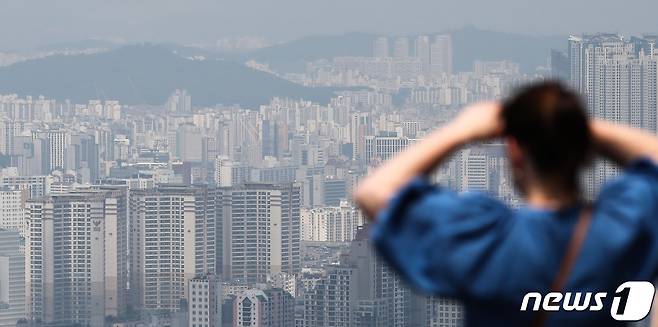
[{"xmin": 502, "ymin": 81, "xmax": 592, "ymax": 184}]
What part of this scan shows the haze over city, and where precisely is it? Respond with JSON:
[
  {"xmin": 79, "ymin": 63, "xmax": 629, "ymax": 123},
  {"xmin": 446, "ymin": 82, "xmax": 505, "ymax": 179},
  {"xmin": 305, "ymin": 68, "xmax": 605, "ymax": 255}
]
[
  {"xmin": 0, "ymin": 1, "xmax": 657, "ymax": 326},
  {"xmin": 1, "ymin": 0, "xmax": 656, "ymax": 49}
]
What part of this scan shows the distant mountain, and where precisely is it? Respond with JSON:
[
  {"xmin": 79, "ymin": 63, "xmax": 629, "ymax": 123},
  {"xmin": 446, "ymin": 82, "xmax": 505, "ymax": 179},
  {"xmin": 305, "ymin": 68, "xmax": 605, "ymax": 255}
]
[
  {"xmin": 0, "ymin": 45, "xmax": 340, "ymax": 107},
  {"xmin": 240, "ymin": 27, "xmax": 567, "ymax": 73},
  {"xmin": 235, "ymin": 33, "xmax": 376, "ymax": 72},
  {"xmin": 0, "ymin": 28, "xmax": 567, "ymax": 107},
  {"xmin": 34, "ymin": 39, "xmax": 122, "ymax": 52}
]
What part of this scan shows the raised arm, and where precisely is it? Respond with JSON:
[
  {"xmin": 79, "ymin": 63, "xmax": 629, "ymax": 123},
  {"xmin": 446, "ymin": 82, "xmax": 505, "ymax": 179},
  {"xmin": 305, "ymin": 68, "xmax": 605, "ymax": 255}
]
[
  {"xmin": 590, "ymin": 119, "xmax": 658, "ymax": 166},
  {"xmin": 354, "ymin": 102, "xmax": 503, "ymax": 219}
]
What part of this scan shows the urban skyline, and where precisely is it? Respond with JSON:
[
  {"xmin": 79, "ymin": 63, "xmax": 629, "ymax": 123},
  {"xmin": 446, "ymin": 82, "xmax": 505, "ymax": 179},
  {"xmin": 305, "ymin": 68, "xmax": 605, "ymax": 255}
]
[{"xmin": 0, "ymin": 24, "xmax": 656, "ymax": 327}]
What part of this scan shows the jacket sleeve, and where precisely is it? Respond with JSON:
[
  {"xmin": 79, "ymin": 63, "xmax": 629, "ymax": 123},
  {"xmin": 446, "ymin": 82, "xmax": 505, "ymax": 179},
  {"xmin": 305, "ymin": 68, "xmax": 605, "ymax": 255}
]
[{"xmin": 370, "ymin": 177, "xmax": 511, "ymax": 297}]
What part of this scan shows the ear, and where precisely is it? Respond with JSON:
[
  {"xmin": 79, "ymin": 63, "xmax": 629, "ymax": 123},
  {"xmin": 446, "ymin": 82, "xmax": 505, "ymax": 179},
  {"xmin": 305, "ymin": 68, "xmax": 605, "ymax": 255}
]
[{"xmin": 506, "ymin": 137, "xmax": 524, "ymax": 169}]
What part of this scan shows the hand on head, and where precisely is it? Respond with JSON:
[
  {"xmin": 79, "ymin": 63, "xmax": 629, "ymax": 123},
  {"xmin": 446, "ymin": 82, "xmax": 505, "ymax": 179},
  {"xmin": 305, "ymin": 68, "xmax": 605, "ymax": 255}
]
[{"xmin": 451, "ymin": 101, "xmax": 504, "ymax": 142}]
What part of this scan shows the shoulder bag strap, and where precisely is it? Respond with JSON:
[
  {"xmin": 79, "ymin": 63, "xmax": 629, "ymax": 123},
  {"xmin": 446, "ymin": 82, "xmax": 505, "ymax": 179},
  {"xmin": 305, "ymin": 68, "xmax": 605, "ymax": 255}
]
[{"xmin": 532, "ymin": 205, "xmax": 593, "ymax": 327}]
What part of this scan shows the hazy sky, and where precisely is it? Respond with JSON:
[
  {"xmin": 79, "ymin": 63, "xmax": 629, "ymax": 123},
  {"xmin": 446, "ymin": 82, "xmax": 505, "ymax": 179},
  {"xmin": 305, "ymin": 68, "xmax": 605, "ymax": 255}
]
[{"xmin": 2, "ymin": 0, "xmax": 656, "ymax": 50}]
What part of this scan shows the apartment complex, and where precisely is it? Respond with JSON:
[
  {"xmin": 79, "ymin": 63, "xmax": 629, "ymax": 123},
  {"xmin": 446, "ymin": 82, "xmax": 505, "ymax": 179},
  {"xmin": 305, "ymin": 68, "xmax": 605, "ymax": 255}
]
[
  {"xmin": 0, "ymin": 229, "xmax": 25, "ymax": 327},
  {"xmin": 26, "ymin": 188, "xmax": 128, "ymax": 327},
  {"xmin": 569, "ymin": 34, "xmax": 658, "ymax": 193}
]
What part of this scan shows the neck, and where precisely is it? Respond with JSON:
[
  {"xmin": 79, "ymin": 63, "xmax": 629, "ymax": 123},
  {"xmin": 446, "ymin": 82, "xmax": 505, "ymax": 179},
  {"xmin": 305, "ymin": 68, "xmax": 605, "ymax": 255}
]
[{"xmin": 525, "ymin": 181, "xmax": 581, "ymax": 210}]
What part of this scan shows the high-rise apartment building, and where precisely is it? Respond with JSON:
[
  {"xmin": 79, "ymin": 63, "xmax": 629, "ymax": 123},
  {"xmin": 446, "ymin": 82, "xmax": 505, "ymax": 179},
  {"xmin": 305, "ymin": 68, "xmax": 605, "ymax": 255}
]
[
  {"xmin": 192, "ymin": 187, "xmax": 220, "ymax": 276},
  {"xmin": 392, "ymin": 37, "xmax": 410, "ymax": 59},
  {"xmin": 26, "ymin": 188, "xmax": 128, "ymax": 327},
  {"xmin": 458, "ymin": 144, "xmax": 512, "ymax": 200},
  {"xmin": 424, "ymin": 297, "xmax": 463, "ymax": 327},
  {"xmin": 0, "ymin": 174, "xmax": 52, "ymax": 199},
  {"xmin": 460, "ymin": 148, "xmax": 489, "ymax": 192},
  {"xmin": 167, "ymin": 89, "xmax": 192, "ymax": 113},
  {"xmin": 177, "ymin": 124, "xmax": 203, "ymax": 162},
  {"xmin": 322, "ymin": 178, "xmax": 347, "ymax": 206},
  {"xmin": 569, "ymin": 34, "xmax": 657, "ymax": 130},
  {"xmin": 304, "ymin": 228, "xmax": 413, "ymax": 327},
  {"xmin": 38, "ymin": 130, "xmax": 67, "ymax": 173},
  {"xmin": 550, "ymin": 49, "xmax": 570, "ymax": 80},
  {"xmin": 415, "ymin": 35, "xmax": 431, "ymax": 75},
  {"xmin": 229, "ymin": 288, "xmax": 293, "ymax": 327},
  {"xmin": 373, "ymin": 37, "xmax": 389, "ymax": 58},
  {"xmin": 129, "ymin": 185, "xmax": 218, "ymax": 311},
  {"xmin": 304, "ymin": 265, "xmax": 356, "ymax": 327},
  {"xmin": 301, "ymin": 201, "xmax": 364, "ymax": 242},
  {"xmin": 266, "ymin": 272, "xmax": 297, "ymax": 298},
  {"xmin": 0, "ymin": 119, "xmax": 22, "ymax": 156},
  {"xmin": 0, "ymin": 229, "xmax": 26, "ymax": 327},
  {"xmin": 349, "ymin": 112, "xmax": 372, "ymax": 161},
  {"xmin": 188, "ymin": 274, "xmax": 222, "ymax": 327},
  {"xmin": 10, "ymin": 135, "xmax": 46, "ymax": 176},
  {"xmin": 67, "ymin": 133, "xmax": 99, "ymax": 183},
  {"xmin": 364, "ymin": 135, "xmax": 416, "ymax": 166},
  {"xmin": 392, "ymin": 58, "xmax": 423, "ymax": 80},
  {"xmin": 569, "ymin": 34, "xmax": 658, "ymax": 193},
  {"xmin": 430, "ymin": 34, "xmax": 453, "ymax": 76},
  {"xmin": 215, "ymin": 156, "xmax": 235, "ymax": 187},
  {"xmin": 262, "ymin": 288, "xmax": 295, "ymax": 327},
  {"xmin": 233, "ymin": 290, "xmax": 270, "ymax": 327},
  {"xmin": 221, "ymin": 184, "xmax": 301, "ymax": 283},
  {"xmin": 0, "ymin": 187, "xmax": 27, "ymax": 236}
]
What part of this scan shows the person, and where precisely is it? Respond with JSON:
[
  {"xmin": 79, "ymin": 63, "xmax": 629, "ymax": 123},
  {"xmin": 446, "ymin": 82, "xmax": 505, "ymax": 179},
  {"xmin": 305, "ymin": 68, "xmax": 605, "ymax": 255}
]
[{"xmin": 354, "ymin": 81, "xmax": 658, "ymax": 326}]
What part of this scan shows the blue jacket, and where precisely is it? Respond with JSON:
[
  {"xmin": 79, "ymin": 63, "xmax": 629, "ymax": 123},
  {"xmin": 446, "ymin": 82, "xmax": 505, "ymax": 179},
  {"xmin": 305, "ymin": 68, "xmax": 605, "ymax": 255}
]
[{"xmin": 371, "ymin": 159, "xmax": 658, "ymax": 326}]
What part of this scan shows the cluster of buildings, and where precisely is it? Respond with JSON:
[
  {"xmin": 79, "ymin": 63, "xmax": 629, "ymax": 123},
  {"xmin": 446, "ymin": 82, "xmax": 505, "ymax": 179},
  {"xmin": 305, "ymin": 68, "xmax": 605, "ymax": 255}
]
[
  {"xmin": 0, "ymin": 32, "xmax": 655, "ymax": 327},
  {"xmin": 0, "ymin": 83, "xmax": 471, "ymax": 327},
  {"xmin": 562, "ymin": 34, "xmax": 658, "ymax": 196},
  {"xmin": 284, "ymin": 34, "xmax": 536, "ymax": 108}
]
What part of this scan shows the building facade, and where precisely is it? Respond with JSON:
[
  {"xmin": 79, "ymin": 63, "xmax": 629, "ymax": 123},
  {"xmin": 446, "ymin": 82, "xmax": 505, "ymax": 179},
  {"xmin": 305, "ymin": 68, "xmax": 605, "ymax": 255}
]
[
  {"xmin": 221, "ymin": 184, "xmax": 301, "ymax": 283},
  {"xmin": 26, "ymin": 188, "xmax": 128, "ymax": 327},
  {"xmin": 129, "ymin": 185, "xmax": 217, "ymax": 311},
  {"xmin": 0, "ymin": 187, "xmax": 27, "ymax": 236},
  {"xmin": 0, "ymin": 229, "xmax": 26, "ymax": 327},
  {"xmin": 188, "ymin": 274, "xmax": 222, "ymax": 327},
  {"xmin": 569, "ymin": 34, "xmax": 658, "ymax": 194}
]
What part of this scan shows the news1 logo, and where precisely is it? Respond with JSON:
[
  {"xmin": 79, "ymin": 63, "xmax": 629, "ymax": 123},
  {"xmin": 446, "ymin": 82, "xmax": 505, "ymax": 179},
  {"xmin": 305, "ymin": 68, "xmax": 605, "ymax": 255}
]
[{"xmin": 520, "ymin": 281, "xmax": 655, "ymax": 321}]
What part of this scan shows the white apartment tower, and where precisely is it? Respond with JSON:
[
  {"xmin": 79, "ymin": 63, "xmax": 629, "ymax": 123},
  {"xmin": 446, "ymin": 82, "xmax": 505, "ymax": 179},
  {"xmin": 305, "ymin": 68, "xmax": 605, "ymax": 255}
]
[
  {"xmin": 221, "ymin": 184, "xmax": 301, "ymax": 284},
  {"xmin": 415, "ymin": 35, "xmax": 431, "ymax": 76},
  {"xmin": 234, "ymin": 290, "xmax": 269, "ymax": 327},
  {"xmin": 0, "ymin": 174, "xmax": 52, "ymax": 199},
  {"xmin": 0, "ymin": 119, "xmax": 22, "ymax": 156},
  {"xmin": 231, "ymin": 288, "xmax": 294, "ymax": 327},
  {"xmin": 214, "ymin": 156, "xmax": 234, "ymax": 187},
  {"xmin": 0, "ymin": 187, "xmax": 27, "ymax": 237},
  {"xmin": 300, "ymin": 202, "xmax": 364, "ymax": 242},
  {"xmin": 129, "ymin": 185, "xmax": 218, "ymax": 311},
  {"xmin": 569, "ymin": 34, "xmax": 658, "ymax": 194},
  {"xmin": 393, "ymin": 37, "xmax": 410, "ymax": 59},
  {"xmin": 188, "ymin": 274, "xmax": 222, "ymax": 327},
  {"xmin": 350, "ymin": 112, "xmax": 371, "ymax": 163},
  {"xmin": 0, "ymin": 229, "xmax": 26, "ymax": 327},
  {"xmin": 267, "ymin": 272, "xmax": 297, "ymax": 298},
  {"xmin": 44, "ymin": 130, "xmax": 68, "ymax": 173},
  {"xmin": 26, "ymin": 188, "xmax": 128, "ymax": 327},
  {"xmin": 364, "ymin": 135, "xmax": 416, "ymax": 166},
  {"xmin": 373, "ymin": 37, "xmax": 389, "ymax": 58},
  {"xmin": 167, "ymin": 89, "xmax": 192, "ymax": 113},
  {"xmin": 460, "ymin": 148, "xmax": 489, "ymax": 192},
  {"xmin": 177, "ymin": 124, "xmax": 203, "ymax": 162},
  {"xmin": 430, "ymin": 34, "xmax": 453, "ymax": 76}
]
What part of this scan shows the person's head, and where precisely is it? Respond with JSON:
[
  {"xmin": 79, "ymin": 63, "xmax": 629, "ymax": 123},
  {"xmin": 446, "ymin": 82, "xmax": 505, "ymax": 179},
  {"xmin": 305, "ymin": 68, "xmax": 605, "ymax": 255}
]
[{"xmin": 502, "ymin": 81, "xmax": 592, "ymax": 196}]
